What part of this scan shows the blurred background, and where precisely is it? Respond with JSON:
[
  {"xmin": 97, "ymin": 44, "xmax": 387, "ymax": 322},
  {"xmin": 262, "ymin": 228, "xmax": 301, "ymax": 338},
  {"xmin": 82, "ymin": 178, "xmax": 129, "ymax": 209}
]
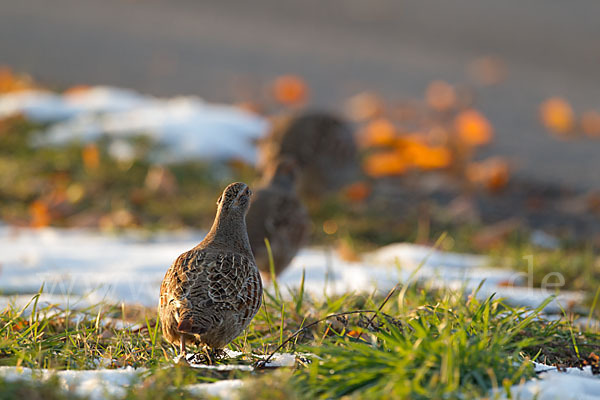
[{"xmin": 1, "ymin": 0, "xmax": 600, "ymax": 257}]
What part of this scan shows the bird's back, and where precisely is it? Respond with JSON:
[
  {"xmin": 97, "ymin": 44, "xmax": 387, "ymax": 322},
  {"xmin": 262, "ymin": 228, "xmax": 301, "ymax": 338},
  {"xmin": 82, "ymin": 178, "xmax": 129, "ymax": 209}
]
[{"xmin": 159, "ymin": 245, "xmax": 262, "ymax": 348}]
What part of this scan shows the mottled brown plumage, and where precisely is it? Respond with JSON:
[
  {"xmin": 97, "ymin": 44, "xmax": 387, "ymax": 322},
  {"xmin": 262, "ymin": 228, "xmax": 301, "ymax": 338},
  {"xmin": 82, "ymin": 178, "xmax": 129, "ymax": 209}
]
[
  {"xmin": 159, "ymin": 182, "xmax": 262, "ymax": 357},
  {"xmin": 246, "ymin": 157, "xmax": 310, "ymax": 278},
  {"xmin": 258, "ymin": 111, "xmax": 358, "ymax": 198}
]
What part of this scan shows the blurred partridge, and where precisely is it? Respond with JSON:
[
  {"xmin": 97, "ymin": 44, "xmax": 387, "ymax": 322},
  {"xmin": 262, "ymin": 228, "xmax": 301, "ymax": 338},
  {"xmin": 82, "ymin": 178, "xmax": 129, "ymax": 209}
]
[
  {"xmin": 258, "ymin": 111, "xmax": 358, "ymax": 198},
  {"xmin": 159, "ymin": 182, "xmax": 262, "ymax": 357},
  {"xmin": 246, "ymin": 157, "xmax": 310, "ymax": 278}
]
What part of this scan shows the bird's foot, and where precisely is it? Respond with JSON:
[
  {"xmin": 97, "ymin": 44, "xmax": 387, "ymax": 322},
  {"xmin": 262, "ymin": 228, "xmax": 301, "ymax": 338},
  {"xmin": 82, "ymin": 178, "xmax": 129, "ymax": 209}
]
[
  {"xmin": 186, "ymin": 348, "xmax": 227, "ymax": 365},
  {"xmin": 174, "ymin": 353, "xmax": 189, "ymax": 365}
]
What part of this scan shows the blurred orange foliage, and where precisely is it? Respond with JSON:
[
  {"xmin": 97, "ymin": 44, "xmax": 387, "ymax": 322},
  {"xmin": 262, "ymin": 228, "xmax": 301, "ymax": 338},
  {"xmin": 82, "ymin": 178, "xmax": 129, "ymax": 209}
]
[
  {"xmin": 344, "ymin": 181, "xmax": 372, "ymax": 203},
  {"xmin": 82, "ymin": 144, "xmax": 100, "ymax": 170},
  {"xmin": 29, "ymin": 200, "xmax": 50, "ymax": 228},
  {"xmin": 345, "ymin": 92, "xmax": 384, "ymax": 122},
  {"xmin": 363, "ymin": 151, "xmax": 407, "ymax": 177},
  {"xmin": 272, "ymin": 75, "xmax": 308, "ymax": 106},
  {"xmin": 540, "ymin": 97, "xmax": 574, "ymax": 134},
  {"xmin": 403, "ymin": 141, "xmax": 453, "ymax": 169},
  {"xmin": 467, "ymin": 157, "xmax": 510, "ymax": 192},
  {"xmin": 0, "ymin": 67, "xmax": 34, "ymax": 93},
  {"xmin": 426, "ymin": 80, "xmax": 456, "ymax": 112},
  {"xmin": 64, "ymin": 85, "xmax": 92, "ymax": 95},
  {"xmin": 581, "ymin": 111, "xmax": 600, "ymax": 137},
  {"xmin": 454, "ymin": 109, "xmax": 493, "ymax": 146},
  {"xmin": 361, "ymin": 118, "xmax": 397, "ymax": 147}
]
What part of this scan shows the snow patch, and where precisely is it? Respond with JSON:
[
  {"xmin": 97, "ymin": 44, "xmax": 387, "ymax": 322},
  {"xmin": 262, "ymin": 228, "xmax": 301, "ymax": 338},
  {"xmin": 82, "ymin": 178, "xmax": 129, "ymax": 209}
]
[
  {"xmin": 0, "ymin": 366, "xmax": 140, "ymax": 400},
  {"xmin": 0, "ymin": 87, "xmax": 268, "ymax": 164},
  {"xmin": 0, "ymin": 226, "xmax": 584, "ymax": 313},
  {"xmin": 497, "ymin": 362, "xmax": 600, "ymax": 400}
]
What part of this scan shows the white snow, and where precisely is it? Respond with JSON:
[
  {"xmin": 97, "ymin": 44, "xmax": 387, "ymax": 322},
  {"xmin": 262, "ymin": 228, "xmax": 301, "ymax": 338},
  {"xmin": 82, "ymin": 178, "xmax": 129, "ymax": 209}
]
[
  {"xmin": 0, "ymin": 225, "xmax": 583, "ymax": 314},
  {"xmin": 185, "ymin": 380, "xmax": 243, "ymax": 399},
  {"xmin": 497, "ymin": 362, "xmax": 600, "ymax": 400},
  {"xmin": 0, "ymin": 365, "xmax": 243, "ymax": 400},
  {"xmin": 0, "ymin": 366, "xmax": 140, "ymax": 400},
  {"xmin": 0, "ymin": 87, "xmax": 268, "ymax": 163},
  {"xmin": 0, "ymin": 225, "xmax": 594, "ymax": 399}
]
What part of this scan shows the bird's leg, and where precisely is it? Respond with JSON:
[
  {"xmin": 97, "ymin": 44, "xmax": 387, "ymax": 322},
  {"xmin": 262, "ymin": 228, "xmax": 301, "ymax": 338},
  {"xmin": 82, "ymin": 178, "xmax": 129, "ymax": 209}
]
[
  {"xmin": 174, "ymin": 336, "xmax": 189, "ymax": 364},
  {"xmin": 179, "ymin": 336, "xmax": 186, "ymax": 358},
  {"xmin": 202, "ymin": 346, "xmax": 213, "ymax": 365}
]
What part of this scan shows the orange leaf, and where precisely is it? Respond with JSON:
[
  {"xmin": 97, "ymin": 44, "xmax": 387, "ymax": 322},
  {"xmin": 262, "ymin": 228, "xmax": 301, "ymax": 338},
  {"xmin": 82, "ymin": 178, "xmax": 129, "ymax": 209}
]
[
  {"xmin": 344, "ymin": 181, "xmax": 371, "ymax": 203},
  {"xmin": 345, "ymin": 92, "xmax": 384, "ymax": 122},
  {"xmin": 426, "ymin": 80, "xmax": 456, "ymax": 112},
  {"xmin": 581, "ymin": 111, "xmax": 600, "ymax": 137},
  {"xmin": 466, "ymin": 157, "xmax": 510, "ymax": 192},
  {"xmin": 363, "ymin": 151, "xmax": 407, "ymax": 177},
  {"xmin": 361, "ymin": 118, "xmax": 397, "ymax": 147},
  {"xmin": 347, "ymin": 330, "xmax": 363, "ymax": 339},
  {"xmin": 82, "ymin": 144, "xmax": 100, "ymax": 170},
  {"xmin": 272, "ymin": 75, "xmax": 308, "ymax": 106},
  {"xmin": 29, "ymin": 200, "xmax": 50, "ymax": 228},
  {"xmin": 322, "ymin": 220, "xmax": 338, "ymax": 235},
  {"xmin": 405, "ymin": 143, "xmax": 452, "ymax": 170},
  {"xmin": 0, "ymin": 67, "xmax": 34, "ymax": 93},
  {"xmin": 540, "ymin": 97, "xmax": 574, "ymax": 134},
  {"xmin": 455, "ymin": 109, "xmax": 493, "ymax": 146},
  {"xmin": 64, "ymin": 85, "xmax": 92, "ymax": 95},
  {"xmin": 396, "ymin": 135, "xmax": 452, "ymax": 170}
]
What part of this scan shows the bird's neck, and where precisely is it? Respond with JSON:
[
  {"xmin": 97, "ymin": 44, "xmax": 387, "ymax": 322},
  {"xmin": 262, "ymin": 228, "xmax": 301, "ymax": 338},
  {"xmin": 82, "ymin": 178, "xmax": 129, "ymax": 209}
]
[{"xmin": 202, "ymin": 212, "xmax": 253, "ymax": 257}]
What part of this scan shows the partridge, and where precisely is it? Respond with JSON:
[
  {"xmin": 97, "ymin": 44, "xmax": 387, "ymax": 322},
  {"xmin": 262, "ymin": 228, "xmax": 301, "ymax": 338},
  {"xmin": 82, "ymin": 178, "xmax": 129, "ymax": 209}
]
[
  {"xmin": 246, "ymin": 157, "xmax": 310, "ymax": 278},
  {"xmin": 159, "ymin": 182, "xmax": 262, "ymax": 357},
  {"xmin": 258, "ymin": 111, "xmax": 358, "ymax": 198}
]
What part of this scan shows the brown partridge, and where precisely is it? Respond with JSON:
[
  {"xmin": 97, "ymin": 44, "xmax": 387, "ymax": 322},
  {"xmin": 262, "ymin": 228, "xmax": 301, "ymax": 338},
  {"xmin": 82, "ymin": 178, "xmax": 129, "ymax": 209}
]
[
  {"xmin": 159, "ymin": 182, "xmax": 262, "ymax": 358},
  {"xmin": 246, "ymin": 157, "xmax": 310, "ymax": 278},
  {"xmin": 257, "ymin": 111, "xmax": 358, "ymax": 198}
]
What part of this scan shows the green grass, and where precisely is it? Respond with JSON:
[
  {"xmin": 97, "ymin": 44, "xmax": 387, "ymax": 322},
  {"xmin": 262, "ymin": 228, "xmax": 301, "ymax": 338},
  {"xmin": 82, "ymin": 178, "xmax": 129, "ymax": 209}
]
[
  {"xmin": 2, "ymin": 98, "xmax": 600, "ymax": 399},
  {"xmin": 1, "ymin": 279, "xmax": 598, "ymax": 399},
  {"xmin": 0, "ymin": 116, "xmax": 257, "ymax": 231}
]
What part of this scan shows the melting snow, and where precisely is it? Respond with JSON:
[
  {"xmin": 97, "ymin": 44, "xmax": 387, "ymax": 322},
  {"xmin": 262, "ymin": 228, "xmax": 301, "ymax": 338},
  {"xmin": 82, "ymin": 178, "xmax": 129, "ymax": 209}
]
[
  {"xmin": 0, "ymin": 366, "xmax": 243, "ymax": 400},
  {"xmin": 0, "ymin": 225, "xmax": 593, "ymax": 399},
  {"xmin": 0, "ymin": 366, "xmax": 140, "ymax": 400},
  {"xmin": 497, "ymin": 362, "xmax": 600, "ymax": 400},
  {"xmin": 0, "ymin": 87, "xmax": 268, "ymax": 164},
  {"xmin": 0, "ymin": 225, "xmax": 583, "ymax": 313}
]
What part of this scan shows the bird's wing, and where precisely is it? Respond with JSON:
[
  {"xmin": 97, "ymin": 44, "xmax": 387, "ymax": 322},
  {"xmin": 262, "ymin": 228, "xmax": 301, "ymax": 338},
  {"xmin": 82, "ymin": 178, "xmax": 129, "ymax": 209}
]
[{"xmin": 162, "ymin": 250, "xmax": 262, "ymax": 335}]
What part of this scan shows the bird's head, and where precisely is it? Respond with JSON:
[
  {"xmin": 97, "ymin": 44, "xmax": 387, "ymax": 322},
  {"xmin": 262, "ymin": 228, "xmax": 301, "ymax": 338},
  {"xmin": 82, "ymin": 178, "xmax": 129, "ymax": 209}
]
[
  {"xmin": 268, "ymin": 156, "xmax": 300, "ymax": 189},
  {"xmin": 216, "ymin": 182, "xmax": 252, "ymax": 216}
]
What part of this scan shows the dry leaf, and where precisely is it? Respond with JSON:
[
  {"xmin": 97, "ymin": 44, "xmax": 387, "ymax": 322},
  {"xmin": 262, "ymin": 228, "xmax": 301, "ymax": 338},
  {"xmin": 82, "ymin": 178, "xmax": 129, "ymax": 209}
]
[
  {"xmin": 361, "ymin": 118, "xmax": 397, "ymax": 147},
  {"xmin": 540, "ymin": 97, "xmax": 574, "ymax": 134},
  {"xmin": 272, "ymin": 75, "xmax": 308, "ymax": 106},
  {"xmin": 82, "ymin": 144, "xmax": 100, "ymax": 170},
  {"xmin": 0, "ymin": 67, "xmax": 34, "ymax": 93},
  {"xmin": 64, "ymin": 85, "xmax": 92, "ymax": 95},
  {"xmin": 29, "ymin": 200, "xmax": 50, "ymax": 228},
  {"xmin": 403, "ymin": 141, "xmax": 452, "ymax": 170},
  {"xmin": 363, "ymin": 151, "xmax": 407, "ymax": 177},
  {"xmin": 322, "ymin": 219, "xmax": 339, "ymax": 235},
  {"xmin": 466, "ymin": 157, "xmax": 510, "ymax": 192},
  {"xmin": 455, "ymin": 109, "xmax": 493, "ymax": 147},
  {"xmin": 344, "ymin": 181, "xmax": 372, "ymax": 203},
  {"xmin": 581, "ymin": 111, "xmax": 600, "ymax": 137},
  {"xmin": 426, "ymin": 80, "xmax": 456, "ymax": 112},
  {"xmin": 345, "ymin": 92, "xmax": 384, "ymax": 122}
]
